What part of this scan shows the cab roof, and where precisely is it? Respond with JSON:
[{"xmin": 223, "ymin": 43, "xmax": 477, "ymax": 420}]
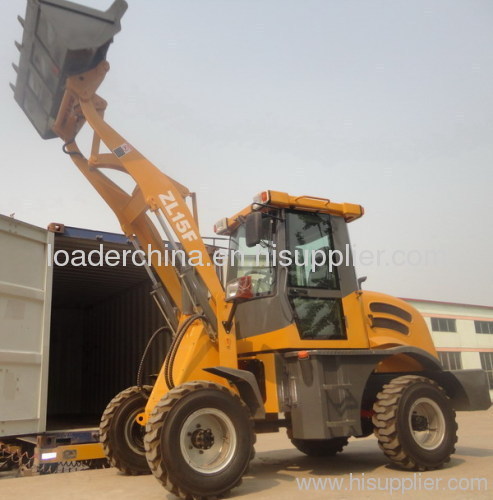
[{"xmin": 215, "ymin": 190, "xmax": 364, "ymax": 235}]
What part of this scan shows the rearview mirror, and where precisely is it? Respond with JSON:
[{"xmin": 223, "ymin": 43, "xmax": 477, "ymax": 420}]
[
  {"xmin": 357, "ymin": 276, "xmax": 367, "ymax": 290},
  {"xmin": 245, "ymin": 212, "xmax": 263, "ymax": 247}
]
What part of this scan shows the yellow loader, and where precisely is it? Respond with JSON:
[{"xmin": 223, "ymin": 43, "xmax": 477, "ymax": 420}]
[{"xmin": 11, "ymin": 1, "xmax": 491, "ymax": 498}]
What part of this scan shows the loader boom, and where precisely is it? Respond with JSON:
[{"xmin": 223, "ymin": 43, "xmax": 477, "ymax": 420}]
[
  {"xmin": 52, "ymin": 62, "xmax": 237, "ymax": 367},
  {"xmin": 11, "ymin": 0, "xmax": 239, "ymax": 399}
]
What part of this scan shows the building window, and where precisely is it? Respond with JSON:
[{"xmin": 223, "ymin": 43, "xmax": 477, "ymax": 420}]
[
  {"xmin": 431, "ymin": 317, "xmax": 457, "ymax": 332},
  {"xmin": 479, "ymin": 353, "xmax": 493, "ymax": 390},
  {"xmin": 438, "ymin": 352, "xmax": 462, "ymax": 371},
  {"xmin": 475, "ymin": 321, "xmax": 493, "ymax": 335}
]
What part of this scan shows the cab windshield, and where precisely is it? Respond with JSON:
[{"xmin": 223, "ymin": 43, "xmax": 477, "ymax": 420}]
[{"xmin": 227, "ymin": 216, "xmax": 275, "ymax": 297}]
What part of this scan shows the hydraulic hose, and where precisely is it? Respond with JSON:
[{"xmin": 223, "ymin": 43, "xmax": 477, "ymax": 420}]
[
  {"xmin": 136, "ymin": 326, "xmax": 169, "ymax": 397},
  {"xmin": 164, "ymin": 314, "xmax": 207, "ymax": 390}
]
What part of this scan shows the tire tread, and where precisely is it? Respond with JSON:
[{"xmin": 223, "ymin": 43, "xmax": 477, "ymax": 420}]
[
  {"xmin": 144, "ymin": 381, "xmax": 255, "ymax": 499},
  {"xmin": 372, "ymin": 375, "xmax": 458, "ymax": 471},
  {"xmin": 99, "ymin": 385, "xmax": 151, "ymax": 475}
]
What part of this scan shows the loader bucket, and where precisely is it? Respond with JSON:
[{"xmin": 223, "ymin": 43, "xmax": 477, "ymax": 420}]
[{"xmin": 12, "ymin": 0, "xmax": 127, "ymax": 139}]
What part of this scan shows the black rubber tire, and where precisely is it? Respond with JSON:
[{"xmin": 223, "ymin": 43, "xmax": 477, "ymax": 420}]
[
  {"xmin": 291, "ymin": 436, "xmax": 349, "ymax": 457},
  {"xmin": 144, "ymin": 381, "xmax": 255, "ymax": 499},
  {"xmin": 373, "ymin": 375, "xmax": 458, "ymax": 471},
  {"xmin": 100, "ymin": 385, "xmax": 152, "ymax": 475}
]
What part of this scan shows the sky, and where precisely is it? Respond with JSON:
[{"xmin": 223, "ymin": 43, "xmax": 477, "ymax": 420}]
[{"xmin": 0, "ymin": 0, "xmax": 492, "ymax": 306}]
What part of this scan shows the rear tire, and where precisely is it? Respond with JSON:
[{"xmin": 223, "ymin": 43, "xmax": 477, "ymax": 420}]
[
  {"xmin": 144, "ymin": 381, "xmax": 255, "ymax": 499},
  {"xmin": 291, "ymin": 437, "xmax": 349, "ymax": 457},
  {"xmin": 373, "ymin": 375, "xmax": 457, "ymax": 470},
  {"xmin": 100, "ymin": 385, "xmax": 151, "ymax": 475}
]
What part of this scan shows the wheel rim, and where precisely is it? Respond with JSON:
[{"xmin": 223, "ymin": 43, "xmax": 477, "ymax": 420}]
[
  {"xmin": 408, "ymin": 397, "xmax": 446, "ymax": 450},
  {"xmin": 179, "ymin": 408, "xmax": 237, "ymax": 474},
  {"xmin": 123, "ymin": 408, "xmax": 145, "ymax": 455}
]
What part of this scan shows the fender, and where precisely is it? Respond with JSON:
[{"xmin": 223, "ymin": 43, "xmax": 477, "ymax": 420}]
[{"xmin": 203, "ymin": 366, "xmax": 265, "ymax": 419}]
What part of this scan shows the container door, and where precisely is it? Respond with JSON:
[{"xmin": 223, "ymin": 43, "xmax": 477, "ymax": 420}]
[{"xmin": 0, "ymin": 215, "xmax": 53, "ymax": 436}]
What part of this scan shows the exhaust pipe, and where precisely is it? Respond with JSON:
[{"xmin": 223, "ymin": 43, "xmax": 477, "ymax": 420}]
[{"xmin": 12, "ymin": 0, "xmax": 127, "ymax": 139}]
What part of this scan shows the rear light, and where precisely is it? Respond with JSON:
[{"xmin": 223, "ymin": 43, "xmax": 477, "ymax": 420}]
[
  {"xmin": 214, "ymin": 217, "xmax": 228, "ymax": 235},
  {"xmin": 297, "ymin": 350, "xmax": 310, "ymax": 360},
  {"xmin": 252, "ymin": 191, "xmax": 270, "ymax": 205},
  {"xmin": 225, "ymin": 276, "xmax": 253, "ymax": 302}
]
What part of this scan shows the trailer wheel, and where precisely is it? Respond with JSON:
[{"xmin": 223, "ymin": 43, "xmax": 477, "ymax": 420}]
[
  {"xmin": 100, "ymin": 385, "xmax": 152, "ymax": 475},
  {"xmin": 144, "ymin": 381, "xmax": 255, "ymax": 499},
  {"xmin": 373, "ymin": 375, "xmax": 457, "ymax": 470},
  {"xmin": 291, "ymin": 437, "xmax": 349, "ymax": 457}
]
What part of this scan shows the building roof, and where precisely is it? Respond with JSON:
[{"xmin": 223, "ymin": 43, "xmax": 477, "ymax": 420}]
[{"xmin": 402, "ymin": 297, "xmax": 493, "ymax": 311}]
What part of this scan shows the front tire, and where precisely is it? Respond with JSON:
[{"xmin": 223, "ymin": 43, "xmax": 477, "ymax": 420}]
[
  {"xmin": 100, "ymin": 385, "xmax": 151, "ymax": 475},
  {"xmin": 373, "ymin": 375, "xmax": 457, "ymax": 470},
  {"xmin": 144, "ymin": 381, "xmax": 255, "ymax": 499}
]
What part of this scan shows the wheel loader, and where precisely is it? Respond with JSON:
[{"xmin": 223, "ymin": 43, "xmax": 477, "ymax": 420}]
[{"xmin": 11, "ymin": 1, "xmax": 491, "ymax": 498}]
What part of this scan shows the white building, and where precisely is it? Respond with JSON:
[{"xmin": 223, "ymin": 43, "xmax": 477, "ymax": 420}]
[{"xmin": 404, "ymin": 298, "xmax": 493, "ymax": 398}]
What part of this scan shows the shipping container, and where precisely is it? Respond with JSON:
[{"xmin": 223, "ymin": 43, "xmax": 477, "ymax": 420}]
[{"xmin": 0, "ymin": 214, "xmax": 170, "ymax": 473}]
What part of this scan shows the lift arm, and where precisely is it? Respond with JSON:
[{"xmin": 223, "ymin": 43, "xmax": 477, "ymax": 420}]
[
  {"xmin": 11, "ymin": 0, "xmax": 238, "ymax": 375},
  {"xmin": 54, "ymin": 61, "xmax": 228, "ymax": 330}
]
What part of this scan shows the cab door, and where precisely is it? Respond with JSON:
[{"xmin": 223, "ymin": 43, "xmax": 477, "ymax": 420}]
[{"xmin": 285, "ymin": 210, "xmax": 357, "ymax": 340}]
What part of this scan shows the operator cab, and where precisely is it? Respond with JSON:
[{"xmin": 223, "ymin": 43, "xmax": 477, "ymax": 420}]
[{"xmin": 215, "ymin": 190, "xmax": 364, "ymax": 341}]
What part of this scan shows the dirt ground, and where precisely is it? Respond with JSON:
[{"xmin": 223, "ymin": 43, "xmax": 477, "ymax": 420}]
[{"xmin": 2, "ymin": 408, "xmax": 492, "ymax": 499}]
